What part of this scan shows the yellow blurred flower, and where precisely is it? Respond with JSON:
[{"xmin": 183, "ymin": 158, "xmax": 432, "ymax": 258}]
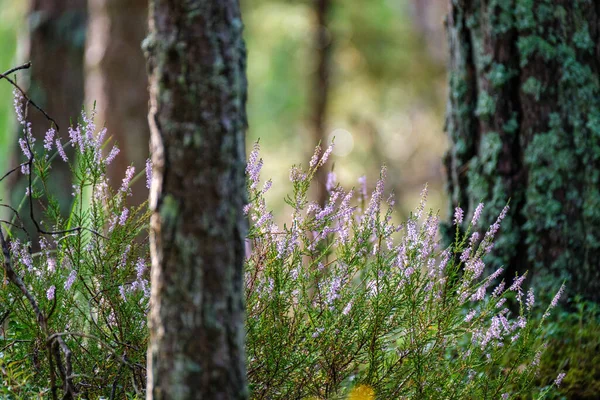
[{"xmin": 347, "ymin": 384, "xmax": 375, "ymax": 400}]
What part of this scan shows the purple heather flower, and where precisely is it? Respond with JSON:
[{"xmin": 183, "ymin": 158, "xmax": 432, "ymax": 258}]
[
  {"xmin": 47, "ymin": 258, "xmax": 56, "ymax": 273},
  {"xmin": 105, "ymin": 146, "xmax": 120, "ymax": 165},
  {"xmin": 465, "ymin": 309, "xmax": 477, "ymax": 322},
  {"xmin": 82, "ymin": 109, "xmax": 96, "ymax": 141},
  {"xmin": 554, "ymin": 372, "xmax": 566, "ymax": 387},
  {"xmin": 120, "ymin": 166, "xmax": 135, "ymax": 195},
  {"xmin": 46, "ymin": 285, "xmax": 56, "ymax": 300},
  {"xmin": 13, "ymin": 88, "xmax": 25, "ymax": 125},
  {"xmin": 543, "ymin": 284, "xmax": 565, "ymax": 319},
  {"xmin": 119, "ymin": 285, "xmax": 127, "ymax": 301},
  {"xmin": 309, "ymin": 145, "xmax": 321, "ymax": 168},
  {"xmin": 64, "ymin": 270, "xmax": 77, "ymax": 291},
  {"xmin": 145, "ymin": 158, "xmax": 152, "ymax": 189},
  {"xmin": 485, "ymin": 205, "xmax": 509, "ymax": 243},
  {"xmin": 136, "ymin": 258, "xmax": 146, "ymax": 280},
  {"xmin": 454, "ymin": 206, "xmax": 464, "ymax": 225},
  {"xmin": 327, "ymin": 276, "xmax": 342, "ymax": 305},
  {"xmin": 526, "ymin": 288, "xmax": 535, "ymax": 311},
  {"xmin": 509, "ymin": 274, "xmax": 526, "ymax": 293},
  {"xmin": 44, "ymin": 128, "xmax": 55, "ymax": 151},
  {"xmin": 262, "ymin": 179, "xmax": 272, "ymax": 194},
  {"xmin": 119, "ymin": 208, "xmax": 129, "ymax": 225},
  {"xmin": 342, "ymin": 300, "xmax": 353, "ymax": 315},
  {"xmin": 55, "ymin": 139, "xmax": 68, "ymax": 162},
  {"xmin": 319, "ymin": 143, "xmax": 334, "ymax": 166},
  {"xmin": 326, "ymin": 172, "xmax": 336, "ymax": 193},
  {"xmin": 289, "ymin": 166, "xmax": 305, "ymax": 183},
  {"xmin": 472, "ymin": 203, "xmax": 484, "ymax": 226},
  {"xmin": 312, "ymin": 327, "xmax": 324, "ymax": 338},
  {"xmin": 246, "ymin": 142, "xmax": 262, "ymax": 189},
  {"xmin": 18, "ymin": 137, "xmax": 31, "ymax": 160},
  {"xmin": 416, "ymin": 185, "xmax": 428, "ymax": 219},
  {"xmin": 69, "ymin": 125, "xmax": 84, "ymax": 153}
]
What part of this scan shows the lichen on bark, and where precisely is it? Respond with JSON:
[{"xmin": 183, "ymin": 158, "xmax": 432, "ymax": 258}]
[{"xmin": 444, "ymin": 0, "xmax": 600, "ymax": 301}]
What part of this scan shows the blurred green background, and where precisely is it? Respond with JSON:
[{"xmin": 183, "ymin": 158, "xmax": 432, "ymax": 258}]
[{"xmin": 0, "ymin": 0, "xmax": 448, "ymax": 219}]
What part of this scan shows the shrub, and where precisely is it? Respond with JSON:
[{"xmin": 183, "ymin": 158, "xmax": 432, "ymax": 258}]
[
  {"xmin": 244, "ymin": 142, "xmax": 564, "ymax": 399},
  {"xmin": 0, "ymin": 86, "xmax": 565, "ymax": 399}
]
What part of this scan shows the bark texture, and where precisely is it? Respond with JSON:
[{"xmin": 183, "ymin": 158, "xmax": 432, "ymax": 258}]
[
  {"xmin": 444, "ymin": 0, "xmax": 600, "ymax": 301},
  {"xmin": 145, "ymin": 1, "xmax": 248, "ymax": 398},
  {"xmin": 86, "ymin": 0, "xmax": 150, "ymax": 207},
  {"xmin": 311, "ymin": 0, "xmax": 332, "ymax": 205}
]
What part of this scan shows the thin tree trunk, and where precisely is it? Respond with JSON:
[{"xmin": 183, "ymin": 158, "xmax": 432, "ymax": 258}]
[
  {"xmin": 312, "ymin": 0, "xmax": 332, "ymax": 205},
  {"xmin": 145, "ymin": 1, "xmax": 248, "ymax": 398},
  {"xmin": 86, "ymin": 0, "xmax": 149, "ymax": 206},
  {"xmin": 444, "ymin": 0, "xmax": 600, "ymax": 302}
]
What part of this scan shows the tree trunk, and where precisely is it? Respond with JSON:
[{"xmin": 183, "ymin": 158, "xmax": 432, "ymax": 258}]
[
  {"xmin": 145, "ymin": 1, "xmax": 248, "ymax": 399},
  {"xmin": 444, "ymin": 0, "xmax": 600, "ymax": 302},
  {"xmin": 86, "ymin": 0, "xmax": 150, "ymax": 207},
  {"xmin": 311, "ymin": 0, "xmax": 332, "ymax": 205},
  {"xmin": 10, "ymin": 0, "xmax": 86, "ymax": 244}
]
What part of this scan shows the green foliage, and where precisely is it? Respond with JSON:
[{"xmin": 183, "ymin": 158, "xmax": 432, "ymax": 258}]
[
  {"xmin": 0, "ymin": 103, "xmax": 149, "ymax": 398},
  {"xmin": 244, "ymin": 143, "xmax": 561, "ymax": 399},
  {"xmin": 536, "ymin": 300, "xmax": 600, "ymax": 399}
]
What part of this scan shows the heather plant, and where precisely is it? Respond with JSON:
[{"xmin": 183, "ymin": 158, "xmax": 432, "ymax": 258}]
[
  {"xmin": 0, "ymin": 74, "xmax": 567, "ymax": 399},
  {"xmin": 0, "ymin": 82, "xmax": 149, "ymax": 399},
  {"xmin": 244, "ymin": 142, "xmax": 566, "ymax": 399}
]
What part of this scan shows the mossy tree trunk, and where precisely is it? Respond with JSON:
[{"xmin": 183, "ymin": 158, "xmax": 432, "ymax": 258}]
[
  {"xmin": 444, "ymin": 0, "xmax": 600, "ymax": 302},
  {"xmin": 86, "ymin": 0, "xmax": 150, "ymax": 207},
  {"xmin": 145, "ymin": 1, "xmax": 248, "ymax": 399}
]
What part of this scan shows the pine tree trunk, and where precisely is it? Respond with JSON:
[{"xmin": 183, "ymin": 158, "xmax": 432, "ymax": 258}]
[
  {"xmin": 145, "ymin": 1, "xmax": 249, "ymax": 398},
  {"xmin": 444, "ymin": 0, "xmax": 600, "ymax": 302},
  {"xmin": 86, "ymin": 0, "xmax": 150, "ymax": 207}
]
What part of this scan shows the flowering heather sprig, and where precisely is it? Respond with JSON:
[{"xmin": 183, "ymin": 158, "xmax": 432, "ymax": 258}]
[
  {"xmin": 55, "ymin": 138, "xmax": 68, "ymax": 162},
  {"xmin": 105, "ymin": 146, "xmax": 120, "ymax": 165},
  {"xmin": 120, "ymin": 166, "xmax": 135, "ymax": 196},
  {"xmin": 64, "ymin": 270, "xmax": 77, "ymax": 291},
  {"xmin": 13, "ymin": 88, "xmax": 25, "ymax": 124},
  {"xmin": 543, "ymin": 284, "xmax": 565, "ymax": 319},
  {"xmin": 246, "ymin": 142, "xmax": 263, "ymax": 189},
  {"xmin": 46, "ymin": 285, "xmax": 56, "ymax": 301},
  {"xmin": 454, "ymin": 206, "xmax": 464, "ymax": 225},
  {"xmin": 319, "ymin": 143, "xmax": 334, "ymax": 167},
  {"xmin": 119, "ymin": 208, "xmax": 129, "ymax": 225},
  {"xmin": 554, "ymin": 372, "xmax": 566, "ymax": 387},
  {"xmin": 485, "ymin": 205, "xmax": 509, "ymax": 242},
  {"xmin": 472, "ymin": 203, "xmax": 484, "ymax": 226},
  {"xmin": 326, "ymin": 172, "xmax": 337, "ymax": 193},
  {"xmin": 416, "ymin": 185, "xmax": 428, "ymax": 219},
  {"xmin": 44, "ymin": 127, "xmax": 55, "ymax": 151},
  {"xmin": 526, "ymin": 288, "xmax": 535, "ymax": 311},
  {"xmin": 69, "ymin": 125, "xmax": 84, "ymax": 153},
  {"xmin": 309, "ymin": 145, "xmax": 322, "ymax": 168}
]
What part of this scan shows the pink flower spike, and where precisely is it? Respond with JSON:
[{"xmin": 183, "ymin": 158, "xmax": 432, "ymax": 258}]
[
  {"xmin": 319, "ymin": 143, "xmax": 334, "ymax": 167},
  {"xmin": 56, "ymin": 139, "xmax": 68, "ymax": 162},
  {"xmin": 472, "ymin": 203, "xmax": 484, "ymax": 226},
  {"xmin": 454, "ymin": 206, "xmax": 464, "ymax": 225},
  {"xmin": 46, "ymin": 285, "xmax": 56, "ymax": 300}
]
